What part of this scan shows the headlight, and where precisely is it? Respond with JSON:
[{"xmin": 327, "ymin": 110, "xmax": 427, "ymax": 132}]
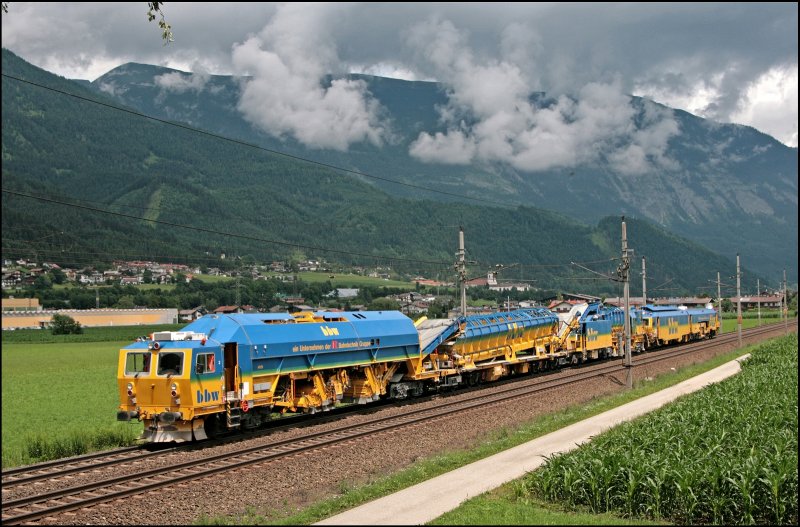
[
  {"xmin": 170, "ymin": 383, "xmax": 179, "ymax": 397},
  {"xmin": 127, "ymin": 383, "xmax": 135, "ymax": 396}
]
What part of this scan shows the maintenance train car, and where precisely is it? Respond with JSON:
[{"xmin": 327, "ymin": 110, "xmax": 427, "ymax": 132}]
[
  {"xmin": 555, "ymin": 302, "xmax": 648, "ymax": 363},
  {"xmin": 118, "ymin": 303, "xmax": 718, "ymax": 443},
  {"xmin": 639, "ymin": 304, "xmax": 719, "ymax": 347},
  {"xmin": 117, "ymin": 310, "xmax": 465, "ymax": 441},
  {"xmin": 443, "ymin": 308, "xmax": 560, "ymax": 381}
]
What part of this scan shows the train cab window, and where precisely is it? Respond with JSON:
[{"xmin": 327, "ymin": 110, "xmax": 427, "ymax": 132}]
[
  {"xmin": 195, "ymin": 353, "xmax": 215, "ymax": 374},
  {"xmin": 157, "ymin": 352, "xmax": 184, "ymax": 376},
  {"xmin": 125, "ymin": 352, "xmax": 151, "ymax": 375}
]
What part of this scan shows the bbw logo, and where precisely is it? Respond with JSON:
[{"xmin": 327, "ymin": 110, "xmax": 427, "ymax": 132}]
[{"xmin": 196, "ymin": 389, "xmax": 220, "ymax": 403}]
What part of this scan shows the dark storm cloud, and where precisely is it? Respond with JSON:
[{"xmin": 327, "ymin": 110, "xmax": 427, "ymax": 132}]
[{"xmin": 3, "ymin": 2, "xmax": 796, "ymax": 150}]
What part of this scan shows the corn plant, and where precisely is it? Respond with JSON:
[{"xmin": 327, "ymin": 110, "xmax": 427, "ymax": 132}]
[{"xmin": 525, "ymin": 334, "xmax": 798, "ymax": 525}]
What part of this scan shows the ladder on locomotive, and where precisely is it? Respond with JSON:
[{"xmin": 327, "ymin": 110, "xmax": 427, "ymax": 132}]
[{"xmin": 226, "ymin": 398, "xmax": 241, "ymax": 428}]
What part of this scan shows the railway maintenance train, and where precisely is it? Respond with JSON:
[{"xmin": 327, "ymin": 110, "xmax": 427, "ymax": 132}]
[{"xmin": 117, "ymin": 303, "xmax": 719, "ymax": 442}]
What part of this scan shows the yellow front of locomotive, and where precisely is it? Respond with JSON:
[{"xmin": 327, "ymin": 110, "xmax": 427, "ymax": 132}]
[{"xmin": 116, "ymin": 331, "xmax": 213, "ymax": 442}]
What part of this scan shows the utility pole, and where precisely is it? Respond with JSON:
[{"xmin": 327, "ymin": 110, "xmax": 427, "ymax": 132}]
[
  {"xmin": 736, "ymin": 253, "xmax": 742, "ymax": 348},
  {"xmin": 757, "ymin": 278, "xmax": 761, "ymax": 327},
  {"xmin": 784, "ymin": 268, "xmax": 789, "ymax": 335},
  {"xmin": 717, "ymin": 271, "xmax": 723, "ymax": 334},
  {"xmin": 619, "ymin": 217, "xmax": 632, "ymax": 389},
  {"xmin": 95, "ymin": 287, "xmax": 99, "ymax": 309},
  {"xmin": 235, "ymin": 271, "xmax": 241, "ymax": 308},
  {"xmin": 455, "ymin": 227, "xmax": 467, "ymax": 317},
  {"xmin": 235, "ymin": 255, "xmax": 245, "ymax": 309},
  {"xmin": 641, "ymin": 256, "xmax": 647, "ymax": 307}
]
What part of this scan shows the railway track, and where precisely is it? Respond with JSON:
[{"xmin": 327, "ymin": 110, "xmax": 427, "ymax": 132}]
[
  {"xmin": 0, "ymin": 396, "xmax": 399, "ymax": 490},
  {"xmin": 2, "ymin": 320, "xmax": 794, "ymax": 525}
]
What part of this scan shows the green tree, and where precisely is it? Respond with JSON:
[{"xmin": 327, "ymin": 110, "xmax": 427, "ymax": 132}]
[
  {"xmin": 33, "ymin": 274, "xmax": 52, "ymax": 290},
  {"xmin": 367, "ymin": 297, "xmax": 401, "ymax": 311},
  {"xmin": 50, "ymin": 268, "xmax": 66, "ymax": 284},
  {"xmin": 116, "ymin": 295, "xmax": 136, "ymax": 309},
  {"xmin": 426, "ymin": 299, "xmax": 453, "ymax": 318},
  {"xmin": 50, "ymin": 313, "xmax": 83, "ymax": 334}
]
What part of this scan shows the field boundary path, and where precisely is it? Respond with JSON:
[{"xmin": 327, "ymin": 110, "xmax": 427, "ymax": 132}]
[{"xmin": 316, "ymin": 353, "xmax": 752, "ymax": 525}]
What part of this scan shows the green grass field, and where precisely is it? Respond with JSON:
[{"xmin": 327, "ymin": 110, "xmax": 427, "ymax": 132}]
[
  {"xmin": 134, "ymin": 283, "xmax": 177, "ymax": 291},
  {"xmin": 193, "ymin": 274, "xmax": 234, "ymax": 284},
  {"xmin": 720, "ymin": 317, "xmax": 786, "ymax": 333},
  {"xmin": 1, "ymin": 340, "xmax": 141, "ymax": 467}
]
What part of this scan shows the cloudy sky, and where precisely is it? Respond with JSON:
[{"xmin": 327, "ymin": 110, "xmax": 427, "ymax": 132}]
[{"xmin": 2, "ymin": 2, "xmax": 797, "ymax": 164}]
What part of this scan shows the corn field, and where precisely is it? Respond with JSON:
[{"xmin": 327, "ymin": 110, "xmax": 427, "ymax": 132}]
[{"xmin": 523, "ymin": 335, "xmax": 798, "ymax": 525}]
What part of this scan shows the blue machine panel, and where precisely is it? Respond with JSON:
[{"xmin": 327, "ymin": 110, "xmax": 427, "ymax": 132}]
[{"xmin": 179, "ymin": 311, "xmax": 422, "ymax": 375}]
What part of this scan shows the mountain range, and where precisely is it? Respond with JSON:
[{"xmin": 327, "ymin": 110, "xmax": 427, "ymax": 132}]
[
  {"xmin": 89, "ymin": 59, "xmax": 798, "ymax": 285},
  {"xmin": 1, "ymin": 48, "xmax": 796, "ymax": 295}
]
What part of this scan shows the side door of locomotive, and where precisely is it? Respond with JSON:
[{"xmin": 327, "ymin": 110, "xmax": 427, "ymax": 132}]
[
  {"xmin": 193, "ymin": 348, "xmax": 223, "ymax": 407},
  {"xmin": 223, "ymin": 342, "xmax": 240, "ymax": 401}
]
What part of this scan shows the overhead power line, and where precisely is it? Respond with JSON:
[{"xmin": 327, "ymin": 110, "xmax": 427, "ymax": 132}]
[
  {"xmin": 570, "ymin": 260, "xmax": 621, "ymax": 282},
  {"xmin": 1, "ymin": 188, "xmax": 452, "ymax": 267},
  {"xmin": 1, "ymin": 72, "xmax": 512, "ymax": 207},
  {"xmin": 2, "ymin": 194, "xmax": 630, "ymax": 274}
]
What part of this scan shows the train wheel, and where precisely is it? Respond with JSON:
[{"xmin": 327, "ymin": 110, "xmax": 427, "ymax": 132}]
[{"xmin": 203, "ymin": 414, "xmax": 222, "ymax": 439}]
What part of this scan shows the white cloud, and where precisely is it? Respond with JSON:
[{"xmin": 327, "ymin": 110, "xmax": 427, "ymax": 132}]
[
  {"xmin": 731, "ymin": 64, "xmax": 798, "ymax": 147},
  {"xmin": 408, "ymin": 129, "xmax": 477, "ymax": 165},
  {"xmin": 406, "ymin": 18, "xmax": 680, "ymax": 174},
  {"xmin": 154, "ymin": 69, "xmax": 209, "ymax": 93},
  {"xmin": 231, "ymin": 3, "xmax": 386, "ymax": 151},
  {"xmin": 634, "ymin": 63, "xmax": 798, "ymax": 148}
]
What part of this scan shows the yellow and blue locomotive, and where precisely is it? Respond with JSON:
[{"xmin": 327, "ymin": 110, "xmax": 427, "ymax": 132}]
[{"xmin": 117, "ymin": 310, "xmax": 464, "ymax": 442}]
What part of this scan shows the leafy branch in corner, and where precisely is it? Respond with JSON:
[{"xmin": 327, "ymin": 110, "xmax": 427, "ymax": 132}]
[{"xmin": 147, "ymin": 2, "xmax": 174, "ymax": 44}]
